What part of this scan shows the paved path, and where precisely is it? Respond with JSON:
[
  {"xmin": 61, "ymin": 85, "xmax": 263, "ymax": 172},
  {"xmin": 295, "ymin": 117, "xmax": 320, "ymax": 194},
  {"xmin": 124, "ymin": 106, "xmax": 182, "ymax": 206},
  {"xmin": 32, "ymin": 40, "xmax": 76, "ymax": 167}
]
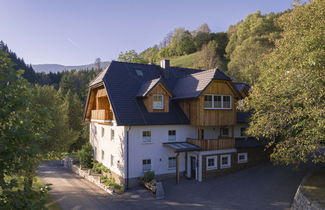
[{"xmin": 38, "ymin": 162, "xmax": 313, "ymax": 210}]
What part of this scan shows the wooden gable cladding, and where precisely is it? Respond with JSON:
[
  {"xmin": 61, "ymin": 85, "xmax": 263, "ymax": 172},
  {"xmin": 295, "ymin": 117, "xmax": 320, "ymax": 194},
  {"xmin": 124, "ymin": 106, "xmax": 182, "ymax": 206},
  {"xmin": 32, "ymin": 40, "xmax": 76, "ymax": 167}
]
[
  {"xmin": 84, "ymin": 85, "xmax": 115, "ymax": 122},
  {"xmin": 177, "ymin": 80, "xmax": 238, "ymax": 126},
  {"xmin": 143, "ymin": 83, "xmax": 171, "ymax": 112}
]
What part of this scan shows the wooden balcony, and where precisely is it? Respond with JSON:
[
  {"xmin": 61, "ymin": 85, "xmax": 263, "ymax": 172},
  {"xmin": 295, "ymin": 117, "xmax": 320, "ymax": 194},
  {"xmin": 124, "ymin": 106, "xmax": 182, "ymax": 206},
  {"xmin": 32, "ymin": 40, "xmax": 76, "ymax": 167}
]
[
  {"xmin": 186, "ymin": 137, "xmax": 235, "ymax": 151},
  {"xmin": 91, "ymin": 109, "xmax": 112, "ymax": 121}
]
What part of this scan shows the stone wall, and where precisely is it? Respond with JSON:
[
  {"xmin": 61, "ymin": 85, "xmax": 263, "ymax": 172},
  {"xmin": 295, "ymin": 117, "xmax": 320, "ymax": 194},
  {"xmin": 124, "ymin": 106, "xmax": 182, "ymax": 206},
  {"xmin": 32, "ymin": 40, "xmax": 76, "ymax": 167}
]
[
  {"xmin": 64, "ymin": 157, "xmax": 115, "ymax": 195},
  {"xmin": 292, "ymin": 176, "xmax": 324, "ymax": 210}
]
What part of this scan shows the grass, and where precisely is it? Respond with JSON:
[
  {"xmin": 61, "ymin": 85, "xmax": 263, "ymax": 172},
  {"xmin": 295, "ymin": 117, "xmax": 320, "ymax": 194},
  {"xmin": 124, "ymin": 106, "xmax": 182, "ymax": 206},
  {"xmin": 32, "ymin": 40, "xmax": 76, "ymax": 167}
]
[
  {"xmin": 169, "ymin": 52, "xmax": 199, "ymax": 68},
  {"xmin": 301, "ymin": 171, "xmax": 325, "ymax": 207}
]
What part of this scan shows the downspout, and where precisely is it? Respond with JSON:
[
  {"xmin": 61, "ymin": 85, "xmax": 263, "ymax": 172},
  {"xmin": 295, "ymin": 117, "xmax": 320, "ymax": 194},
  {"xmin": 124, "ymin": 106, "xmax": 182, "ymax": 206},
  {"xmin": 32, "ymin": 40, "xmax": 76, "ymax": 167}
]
[{"xmin": 126, "ymin": 126, "xmax": 131, "ymax": 190}]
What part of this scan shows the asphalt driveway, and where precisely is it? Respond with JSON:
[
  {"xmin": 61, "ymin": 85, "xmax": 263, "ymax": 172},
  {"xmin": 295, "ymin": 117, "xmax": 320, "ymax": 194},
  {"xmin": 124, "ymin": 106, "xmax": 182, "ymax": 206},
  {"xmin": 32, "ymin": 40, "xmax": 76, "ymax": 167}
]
[{"xmin": 38, "ymin": 162, "xmax": 313, "ymax": 210}]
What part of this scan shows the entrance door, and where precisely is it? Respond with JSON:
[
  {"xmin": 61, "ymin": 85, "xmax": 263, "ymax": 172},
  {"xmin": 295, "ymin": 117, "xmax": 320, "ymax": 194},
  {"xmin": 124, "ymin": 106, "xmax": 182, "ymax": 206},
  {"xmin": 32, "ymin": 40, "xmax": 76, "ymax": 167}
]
[{"xmin": 190, "ymin": 156, "xmax": 196, "ymax": 179}]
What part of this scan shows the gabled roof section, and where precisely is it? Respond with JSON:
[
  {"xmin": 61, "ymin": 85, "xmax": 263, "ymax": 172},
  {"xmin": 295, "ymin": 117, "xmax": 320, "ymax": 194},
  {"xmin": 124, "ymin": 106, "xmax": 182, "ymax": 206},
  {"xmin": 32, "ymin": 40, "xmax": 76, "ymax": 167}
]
[
  {"xmin": 89, "ymin": 64, "xmax": 110, "ymax": 87},
  {"xmin": 101, "ymin": 61, "xmax": 195, "ymax": 125},
  {"xmin": 136, "ymin": 77, "xmax": 172, "ymax": 97},
  {"xmin": 172, "ymin": 68, "xmax": 232, "ymax": 100}
]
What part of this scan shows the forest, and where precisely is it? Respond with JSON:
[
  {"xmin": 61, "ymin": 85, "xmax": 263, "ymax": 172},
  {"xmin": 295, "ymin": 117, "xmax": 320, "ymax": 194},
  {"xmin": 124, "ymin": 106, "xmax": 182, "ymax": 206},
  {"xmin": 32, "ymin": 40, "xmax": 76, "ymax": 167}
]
[{"xmin": 0, "ymin": 0, "xmax": 324, "ymax": 208}]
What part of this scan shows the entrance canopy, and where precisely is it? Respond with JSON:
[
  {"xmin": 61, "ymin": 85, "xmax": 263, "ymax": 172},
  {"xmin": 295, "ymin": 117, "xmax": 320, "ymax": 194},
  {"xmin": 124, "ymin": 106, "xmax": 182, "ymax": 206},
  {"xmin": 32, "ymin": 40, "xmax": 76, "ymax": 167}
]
[{"xmin": 163, "ymin": 142, "xmax": 201, "ymax": 152}]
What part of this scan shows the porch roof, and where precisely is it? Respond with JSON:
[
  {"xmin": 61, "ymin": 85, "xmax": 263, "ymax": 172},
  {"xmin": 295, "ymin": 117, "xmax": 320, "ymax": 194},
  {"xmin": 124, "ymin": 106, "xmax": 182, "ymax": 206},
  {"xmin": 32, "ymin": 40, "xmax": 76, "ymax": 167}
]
[{"xmin": 163, "ymin": 142, "xmax": 201, "ymax": 152}]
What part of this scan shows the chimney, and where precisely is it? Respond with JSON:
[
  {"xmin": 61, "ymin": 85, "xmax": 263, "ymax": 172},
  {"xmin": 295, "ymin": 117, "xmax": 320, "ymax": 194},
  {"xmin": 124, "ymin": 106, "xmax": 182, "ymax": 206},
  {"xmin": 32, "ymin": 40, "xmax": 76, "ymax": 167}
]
[{"xmin": 160, "ymin": 59, "xmax": 170, "ymax": 79}]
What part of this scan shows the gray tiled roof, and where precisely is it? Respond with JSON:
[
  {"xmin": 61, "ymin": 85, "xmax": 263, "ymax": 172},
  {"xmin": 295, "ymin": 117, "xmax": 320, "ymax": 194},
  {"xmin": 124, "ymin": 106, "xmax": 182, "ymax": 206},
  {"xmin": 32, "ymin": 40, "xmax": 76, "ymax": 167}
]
[
  {"xmin": 89, "ymin": 61, "xmax": 249, "ymax": 125},
  {"xmin": 136, "ymin": 78, "xmax": 161, "ymax": 97},
  {"xmin": 172, "ymin": 69, "xmax": 231, "ymax": 100}
]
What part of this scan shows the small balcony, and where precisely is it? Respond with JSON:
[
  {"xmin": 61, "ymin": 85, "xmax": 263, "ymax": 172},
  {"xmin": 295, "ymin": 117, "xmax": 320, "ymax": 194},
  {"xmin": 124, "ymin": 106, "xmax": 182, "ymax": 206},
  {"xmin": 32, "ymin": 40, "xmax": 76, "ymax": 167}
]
[
  {"xmin": 186, "ymin": 137, "xmax": 235, "ymax": 151},
  {"xmin": 91, "ymin": 109, "xmax": 112, "ymax": 122}
]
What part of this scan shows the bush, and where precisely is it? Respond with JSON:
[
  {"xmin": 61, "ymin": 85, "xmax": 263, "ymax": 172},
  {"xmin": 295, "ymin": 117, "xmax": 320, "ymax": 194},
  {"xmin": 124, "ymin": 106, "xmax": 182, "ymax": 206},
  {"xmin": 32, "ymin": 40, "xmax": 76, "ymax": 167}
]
[
  {"xmin": 100, "ymin": 176, "xmax": 115, "ymax": 187},
  {"xmin": 78, "ymin": 142, "xmax": 93, "ymax": 168},
  {"xmin": 92, "ymin": 161, "xmax": 110, "ymax": 174},
  {"xmin": 141, "ymin": 171, "xmax": 155, "ymax": 182}
]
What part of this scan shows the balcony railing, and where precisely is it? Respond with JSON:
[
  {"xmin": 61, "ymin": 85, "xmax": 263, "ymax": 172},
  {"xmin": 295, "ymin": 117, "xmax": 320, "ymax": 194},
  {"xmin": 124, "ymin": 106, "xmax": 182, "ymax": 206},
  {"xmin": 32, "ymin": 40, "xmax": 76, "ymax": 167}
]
[
  {"xmin": 91, "ymin": 109, "xmax": 111, "ymax": 121},
  {"xmin": 186, "ymin": 137, "xmax": 235, "ymax": 151}
]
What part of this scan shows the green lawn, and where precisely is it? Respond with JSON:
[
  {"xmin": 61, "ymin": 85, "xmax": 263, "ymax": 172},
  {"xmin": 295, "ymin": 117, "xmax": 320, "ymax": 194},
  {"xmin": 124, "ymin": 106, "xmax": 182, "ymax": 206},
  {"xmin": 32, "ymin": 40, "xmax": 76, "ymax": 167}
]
[
  {"xmin": 301, "ymin": 171, "xmax": 325, "ymax": 208},
  {"xmin": 169, "ymin": 52, "xmax": 199, "ymax": 69}
]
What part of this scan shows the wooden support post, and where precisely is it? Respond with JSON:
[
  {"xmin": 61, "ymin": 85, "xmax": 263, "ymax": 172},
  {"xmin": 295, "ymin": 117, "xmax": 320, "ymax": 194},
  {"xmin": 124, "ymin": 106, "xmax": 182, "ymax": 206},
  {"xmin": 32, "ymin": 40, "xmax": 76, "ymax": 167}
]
[
  {"xmin": 231, "ymin": 125, "xmax": 234, "ymax": 138},
  {"xmin": 176, "ymin": 153, "xmax": 180, "ymax": 184}
]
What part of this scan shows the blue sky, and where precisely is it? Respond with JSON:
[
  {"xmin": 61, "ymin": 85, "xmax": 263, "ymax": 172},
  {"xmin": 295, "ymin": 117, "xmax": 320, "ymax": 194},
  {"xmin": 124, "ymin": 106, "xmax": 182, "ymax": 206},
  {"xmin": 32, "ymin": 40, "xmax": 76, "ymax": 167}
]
[{"xmin": 0, "ymin": 0, "xmax": 294, "ymax": 65}]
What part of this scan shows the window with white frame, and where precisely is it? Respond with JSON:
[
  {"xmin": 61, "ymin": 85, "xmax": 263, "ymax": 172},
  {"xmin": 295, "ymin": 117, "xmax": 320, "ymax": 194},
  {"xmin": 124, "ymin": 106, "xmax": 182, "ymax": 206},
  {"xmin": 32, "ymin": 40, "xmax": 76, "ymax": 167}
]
[
  {"xmin": 142, "ymin": 159, "xmax": 151, "ymax": 172},
  {"xmin": 101, "ymin": 127, "xmax": 104, "ymax": 137},
  {"xmin": 240, "ymin": 127, "xmax": 246, "ymax": 137},
  {"xmin": 168, "ymin": 157, "xmax": 176, "ymax": 169},
  {"xmin": 238, "ymin": 153, "xmax": 248, "ymax": 163},
  {"xmin": 111, "ymin": 128, "xmax": 115, "ymax": 140},
  {"xmin": 206, "ymin": 156, "xmax": 218, "ymax": 170},
  {"xmin": 142, "ymin": 131, "xmax": 151, "ymax": 143},
  {"xmin": 101, "ymin": 150, "xmax": 105, "ymax": 160},
  {"xmin": 221, "ymin": 127, "xmax": 229, "ymax": 137},
  {"xmin": 204, "ymin": 95, "xmax": 232, "ymax": 109},
  {"xmin": 168, "ymin": 130, "xmax": 176, "ymax": 141},
  {"xmin": 111, "ymin": 154, "xmax": 114, "ymax": 166},
  {"xmin": 220, "ymin": 154, "xmax": 231, "ymax": 168},
  {"xmin": 153, "ymin": 94, "xmax": 164, "ymax": 109}
]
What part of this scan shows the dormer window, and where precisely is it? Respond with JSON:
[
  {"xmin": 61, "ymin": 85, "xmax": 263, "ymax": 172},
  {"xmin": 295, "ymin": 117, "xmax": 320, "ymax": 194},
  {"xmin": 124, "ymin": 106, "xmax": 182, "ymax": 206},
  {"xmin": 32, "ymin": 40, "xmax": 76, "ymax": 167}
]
[{"xmin": 153, "ymin": 94, "xmax": 164, "ymax": 110}]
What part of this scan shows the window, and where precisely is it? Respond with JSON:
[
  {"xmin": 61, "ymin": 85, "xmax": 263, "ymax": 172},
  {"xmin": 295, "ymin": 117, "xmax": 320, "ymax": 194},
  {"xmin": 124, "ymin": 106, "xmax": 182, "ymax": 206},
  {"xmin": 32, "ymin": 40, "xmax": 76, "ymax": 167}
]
[
  {"xmin": 214, "ymin": 95, "xmax": 222, "ymax": 108},
  {"xmin": 168, "ymin": 130, "xmax": 176, "ymax": 141},
  {"xmin": 142, "ymin": 131, "xmax": 151, "ymax": 143},
  {"xmin": 223, "ymin": 96, "xmax": 231, "ymax": 108},
  {"xmin": 111, "ymin": 154, "xmax": 114, "ymax": 166},
  {"xmin": 238, "ymin": 153, "xmax": 248, "ymax": 163},
  {"xmin": 204, "ymin": 95, "xmax": 213, "ymax": 108},
  {"xmin": 153, "ymin": 94, "xmax": 164, "ymax": 109},
  {"xmin": 101, "ymin": 127, "xmax": 104, "ymax": 137},
  {"xmin": 220, "ymin": 154, "xmax": 231, "ymax": 168},
  {"xmin": 240, "ymin": 127, "xmax": 246, "ymax": 137},
  {"xmin": 206, "ymin": 156, "xmax": 218, "ymax": 170},
  {"xmin": 168, "ymin": 157, "xmax": 176, "ymax": 169},
  {"xmin": 111, "ymin": 129, "xmax": 115, "ymax": 140},
  {"xmin": 204, "ymin": 95, "xmax": 232, "ymax": 109},
  {"xmin": 101, "ymin": 150, "xmax": 105, "ymax": 160},
  {"xmin": 142, "ymin": 159, "xmax": 151, "ymax": 172},
  {"xmin": 221, "ymin": 127, "xmax": 229, "ymax": 137}
]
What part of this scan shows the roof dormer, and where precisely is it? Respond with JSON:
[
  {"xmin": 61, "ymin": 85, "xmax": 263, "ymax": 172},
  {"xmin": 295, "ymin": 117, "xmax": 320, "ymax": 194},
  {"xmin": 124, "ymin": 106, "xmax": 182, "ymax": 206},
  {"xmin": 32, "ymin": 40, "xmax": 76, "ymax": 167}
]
[{"xmin": 137, "ymin": 78, "xmax": 172, "ymax": 112}]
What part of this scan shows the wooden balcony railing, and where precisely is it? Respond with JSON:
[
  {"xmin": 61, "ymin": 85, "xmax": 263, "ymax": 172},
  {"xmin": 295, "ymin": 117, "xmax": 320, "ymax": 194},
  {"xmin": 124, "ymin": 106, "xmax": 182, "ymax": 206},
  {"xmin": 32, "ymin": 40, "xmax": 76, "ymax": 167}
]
[
  {"xmin": 91, "ymin": 109, "xmax": 111, "ymax": 121},
  {"xmin": 186, "ymin": 137, "xmax": 235, "ymax": 151}
]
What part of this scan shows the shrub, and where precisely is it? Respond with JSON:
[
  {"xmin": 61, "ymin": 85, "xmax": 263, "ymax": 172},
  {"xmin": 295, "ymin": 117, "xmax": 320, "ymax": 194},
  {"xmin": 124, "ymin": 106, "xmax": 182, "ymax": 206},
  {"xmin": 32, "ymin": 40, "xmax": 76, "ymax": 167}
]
[
  {"xmin": 78, "ymin": 142, "xmax": 93, "ymax": 168},
  {"xmin": 92, "ymin": 161, "xmax": 110, "ymax": 174},
  {"xmin": 141, "ymin": 171, "xmax": 155, "ymax": 182}
]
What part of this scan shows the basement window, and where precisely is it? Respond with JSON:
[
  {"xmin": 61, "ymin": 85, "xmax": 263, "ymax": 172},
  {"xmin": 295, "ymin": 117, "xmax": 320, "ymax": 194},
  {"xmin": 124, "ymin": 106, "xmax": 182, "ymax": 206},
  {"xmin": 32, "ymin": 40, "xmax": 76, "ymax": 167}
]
[
  {"xmin": 206, "ymin": 156, "xmax": 218, "ymax": 170},
  {"xmin": 238, "ymin": 153, "xmax": 248, "ymax": 163},
  {"xmin": 220, "ymin": 154, "xmax": 231, "ymax": 169}
]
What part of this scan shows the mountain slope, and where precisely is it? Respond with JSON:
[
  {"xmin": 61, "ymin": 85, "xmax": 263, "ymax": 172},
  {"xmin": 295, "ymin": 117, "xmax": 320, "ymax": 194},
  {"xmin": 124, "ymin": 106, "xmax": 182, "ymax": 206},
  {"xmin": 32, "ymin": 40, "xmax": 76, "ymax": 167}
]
[{"xmin": 32, "ymin": 61, "xmax": 111, "ymax": 73}]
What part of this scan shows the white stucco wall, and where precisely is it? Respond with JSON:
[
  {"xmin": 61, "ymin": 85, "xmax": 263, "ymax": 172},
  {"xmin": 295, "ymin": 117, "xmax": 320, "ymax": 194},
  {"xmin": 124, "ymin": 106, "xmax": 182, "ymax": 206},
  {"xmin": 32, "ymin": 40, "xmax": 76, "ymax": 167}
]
[
  {"xmin": 128, "ymin": 125, "xmax": 197, "ymax": 178},
  {"xmin": 89, "ymin": 122, "xmax": 126, "ymax": 177}
]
